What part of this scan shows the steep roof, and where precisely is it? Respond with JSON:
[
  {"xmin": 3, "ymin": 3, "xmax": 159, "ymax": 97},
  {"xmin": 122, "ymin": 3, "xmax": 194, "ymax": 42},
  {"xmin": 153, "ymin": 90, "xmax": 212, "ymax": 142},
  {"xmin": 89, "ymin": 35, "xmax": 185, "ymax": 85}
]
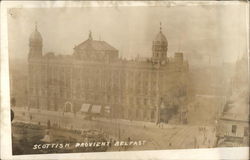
[
  {"xmin": 153, "ymin": 23, "xmax": 167, "ymax": 44},
  {"xmin": 29, "ymin": 25, "xmax": 43, "ymax": 43},
  {"xmin": 74, "ymin": 39, "xmax": 118, "ymax": 51},
  {"xmin": 154, "ymin": 31, "xmax": 167, "ymax": 42}
]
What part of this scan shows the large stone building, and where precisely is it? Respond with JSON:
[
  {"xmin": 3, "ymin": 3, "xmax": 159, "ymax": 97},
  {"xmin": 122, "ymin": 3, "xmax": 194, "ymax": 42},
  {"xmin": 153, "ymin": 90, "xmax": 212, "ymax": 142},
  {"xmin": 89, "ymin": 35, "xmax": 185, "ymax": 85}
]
[
  {"xmin": 216, "ymin": 54, "xmax": 249, "ymax": 147},
  {"xmin": 27, "ymin": 24, "xmax": 189, "ymax": 122}
]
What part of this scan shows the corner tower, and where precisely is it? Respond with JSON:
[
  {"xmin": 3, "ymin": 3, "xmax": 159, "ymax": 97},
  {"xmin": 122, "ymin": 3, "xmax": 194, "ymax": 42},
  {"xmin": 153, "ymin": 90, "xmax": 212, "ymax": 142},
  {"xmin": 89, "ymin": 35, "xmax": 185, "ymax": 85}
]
[
  {"xmin": 152, "ymin": 23, "xmax": 168, "ymax": 63},
  {"xmin": 28, "ymin": 23, "xmax": 43, "ymax": 59}
]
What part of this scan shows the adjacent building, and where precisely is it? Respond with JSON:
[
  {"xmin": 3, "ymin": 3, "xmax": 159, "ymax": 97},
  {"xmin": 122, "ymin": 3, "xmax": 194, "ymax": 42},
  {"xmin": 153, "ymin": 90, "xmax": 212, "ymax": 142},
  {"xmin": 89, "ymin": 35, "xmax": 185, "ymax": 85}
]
[{"xmin": 216, "ymin": 54, "xmax": 249, "ymax": 147}]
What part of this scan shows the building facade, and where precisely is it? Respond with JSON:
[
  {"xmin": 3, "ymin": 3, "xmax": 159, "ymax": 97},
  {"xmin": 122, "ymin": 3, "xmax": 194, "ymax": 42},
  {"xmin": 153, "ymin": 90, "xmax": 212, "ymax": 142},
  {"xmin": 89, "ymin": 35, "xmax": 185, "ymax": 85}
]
[
  {"xmin": 27, "ymin": 24, "xmax": 189, "ymax": 122},
  {"xmin": 216, "ymin": 54, "xmax": 249, "ymax": 147}
]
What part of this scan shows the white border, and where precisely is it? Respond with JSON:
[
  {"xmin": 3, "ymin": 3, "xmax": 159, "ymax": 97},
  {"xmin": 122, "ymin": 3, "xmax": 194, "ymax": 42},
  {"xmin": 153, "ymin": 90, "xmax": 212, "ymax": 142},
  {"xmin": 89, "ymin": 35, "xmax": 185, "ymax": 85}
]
[{"xmin": 1, "ymin": 1, "xmax": 249, "ymax": 160}]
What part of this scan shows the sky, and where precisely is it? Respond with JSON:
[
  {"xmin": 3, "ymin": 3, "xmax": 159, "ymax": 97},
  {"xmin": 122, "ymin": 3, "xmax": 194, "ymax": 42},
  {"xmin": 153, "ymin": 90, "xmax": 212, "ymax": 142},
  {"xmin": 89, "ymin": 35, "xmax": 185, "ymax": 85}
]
[{"xmin": 7, "ymin": 2, "xmax": 248, "ymax": 64}]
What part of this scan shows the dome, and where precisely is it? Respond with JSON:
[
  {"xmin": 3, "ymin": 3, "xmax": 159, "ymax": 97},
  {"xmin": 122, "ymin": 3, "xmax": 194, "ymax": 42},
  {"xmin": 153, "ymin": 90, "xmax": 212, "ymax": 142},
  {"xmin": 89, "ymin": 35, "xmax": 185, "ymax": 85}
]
[
  {"xmin": 154, "ymin": 31, "xmax": 167, "ymax": 43},
  {"xmin": 154, "ymin": 22, "xmax": 168, "ymax": 45},
  {"xmin": 29, "ymin": 26, "xmax": 42, "ymax": 43}
]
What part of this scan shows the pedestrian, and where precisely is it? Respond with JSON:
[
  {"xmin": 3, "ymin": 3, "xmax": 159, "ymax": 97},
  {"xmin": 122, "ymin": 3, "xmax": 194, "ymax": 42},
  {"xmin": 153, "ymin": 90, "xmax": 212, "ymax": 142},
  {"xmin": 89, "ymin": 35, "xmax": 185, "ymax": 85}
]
[{"xmin": 128, "ymin": 137, "xmax": 131, "ymax": 142}]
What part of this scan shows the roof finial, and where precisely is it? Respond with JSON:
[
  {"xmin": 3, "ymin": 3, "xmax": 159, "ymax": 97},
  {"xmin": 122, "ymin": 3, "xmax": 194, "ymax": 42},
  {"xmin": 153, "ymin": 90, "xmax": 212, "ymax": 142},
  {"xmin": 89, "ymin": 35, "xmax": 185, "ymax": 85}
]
[
  {"xmin": 89, "ymin": 30, "xmax": 92, "ymax": 40},
  {"xmin": 160, "ymin": 22, "xmax": 162, "ymax": 32},
  {"xmin": 35, "ymin": 21, "xmax": 38, "ymax": 31}
]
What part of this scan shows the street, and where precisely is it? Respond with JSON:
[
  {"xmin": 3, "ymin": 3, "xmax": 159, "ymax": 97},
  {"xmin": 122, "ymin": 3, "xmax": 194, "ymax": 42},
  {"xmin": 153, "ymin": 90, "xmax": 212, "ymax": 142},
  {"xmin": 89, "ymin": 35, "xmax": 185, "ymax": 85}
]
[{"xmin": 12, "ymin": 107, "xmax": 217, "ymax": 150}]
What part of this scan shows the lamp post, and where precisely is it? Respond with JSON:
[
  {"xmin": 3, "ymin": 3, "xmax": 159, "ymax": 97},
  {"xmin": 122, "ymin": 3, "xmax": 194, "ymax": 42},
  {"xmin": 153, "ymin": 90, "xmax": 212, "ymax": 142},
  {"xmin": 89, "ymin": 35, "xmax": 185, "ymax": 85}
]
[{"xmin": 155, "ymin": 97, "xmax": 163, "ymax": 125}]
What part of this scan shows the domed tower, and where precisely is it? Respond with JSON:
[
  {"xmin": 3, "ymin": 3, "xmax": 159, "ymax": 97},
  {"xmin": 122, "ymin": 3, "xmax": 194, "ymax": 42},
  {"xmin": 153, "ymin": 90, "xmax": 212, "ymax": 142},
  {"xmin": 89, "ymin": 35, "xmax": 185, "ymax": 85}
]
[
  {"xmin": 28, "ymin": 23, "xmax": 43, "ymax": 59},
  {"xmin": 152, "ymin": 23, "xmax": 168, "ymax": 64}
]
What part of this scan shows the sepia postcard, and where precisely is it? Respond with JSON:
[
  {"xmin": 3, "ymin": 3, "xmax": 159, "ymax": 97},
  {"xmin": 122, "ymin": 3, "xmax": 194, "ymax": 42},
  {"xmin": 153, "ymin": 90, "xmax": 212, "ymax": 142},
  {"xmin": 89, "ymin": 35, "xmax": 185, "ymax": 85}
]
[{"xmin": 0, "ymin": 1, "xmax": 249, "ymax": 160}]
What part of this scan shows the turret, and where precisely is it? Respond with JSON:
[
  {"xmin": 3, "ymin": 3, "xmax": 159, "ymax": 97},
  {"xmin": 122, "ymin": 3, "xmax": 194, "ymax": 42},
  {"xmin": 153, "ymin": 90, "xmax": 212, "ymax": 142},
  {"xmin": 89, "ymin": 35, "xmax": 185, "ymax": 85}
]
[
  {"xmin": 152, "ymin": 22, "xmax": 168, "ymax": 64},
  {"xmin": 28, "ymin": 23, "xmax": 43, "ymax": 59}
]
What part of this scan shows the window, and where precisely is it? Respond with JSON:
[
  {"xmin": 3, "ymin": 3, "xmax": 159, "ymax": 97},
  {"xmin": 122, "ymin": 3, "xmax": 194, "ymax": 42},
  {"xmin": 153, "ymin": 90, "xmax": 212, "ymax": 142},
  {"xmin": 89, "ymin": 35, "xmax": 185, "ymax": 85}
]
[
  {"xmin": 107, "ymin": 95, "xmax": 110, "ymax": 103},
  {"xmin": 232, "ymin": 125, "xmax": 237, "ymax": 134},
  {"xmin": 244, "ymin": 127, "xmax": 249, "ymax": 137},
  {"xmin": 136, "ymin": 109, "xmax": 139, "ymax": 118},
  {"xmin": 143, "ymin": 110, "xmax": 147, "ymax": 119},
  {"xmin": 151, "ymin": 110, "xmax": 155, "ymax": 119}
]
